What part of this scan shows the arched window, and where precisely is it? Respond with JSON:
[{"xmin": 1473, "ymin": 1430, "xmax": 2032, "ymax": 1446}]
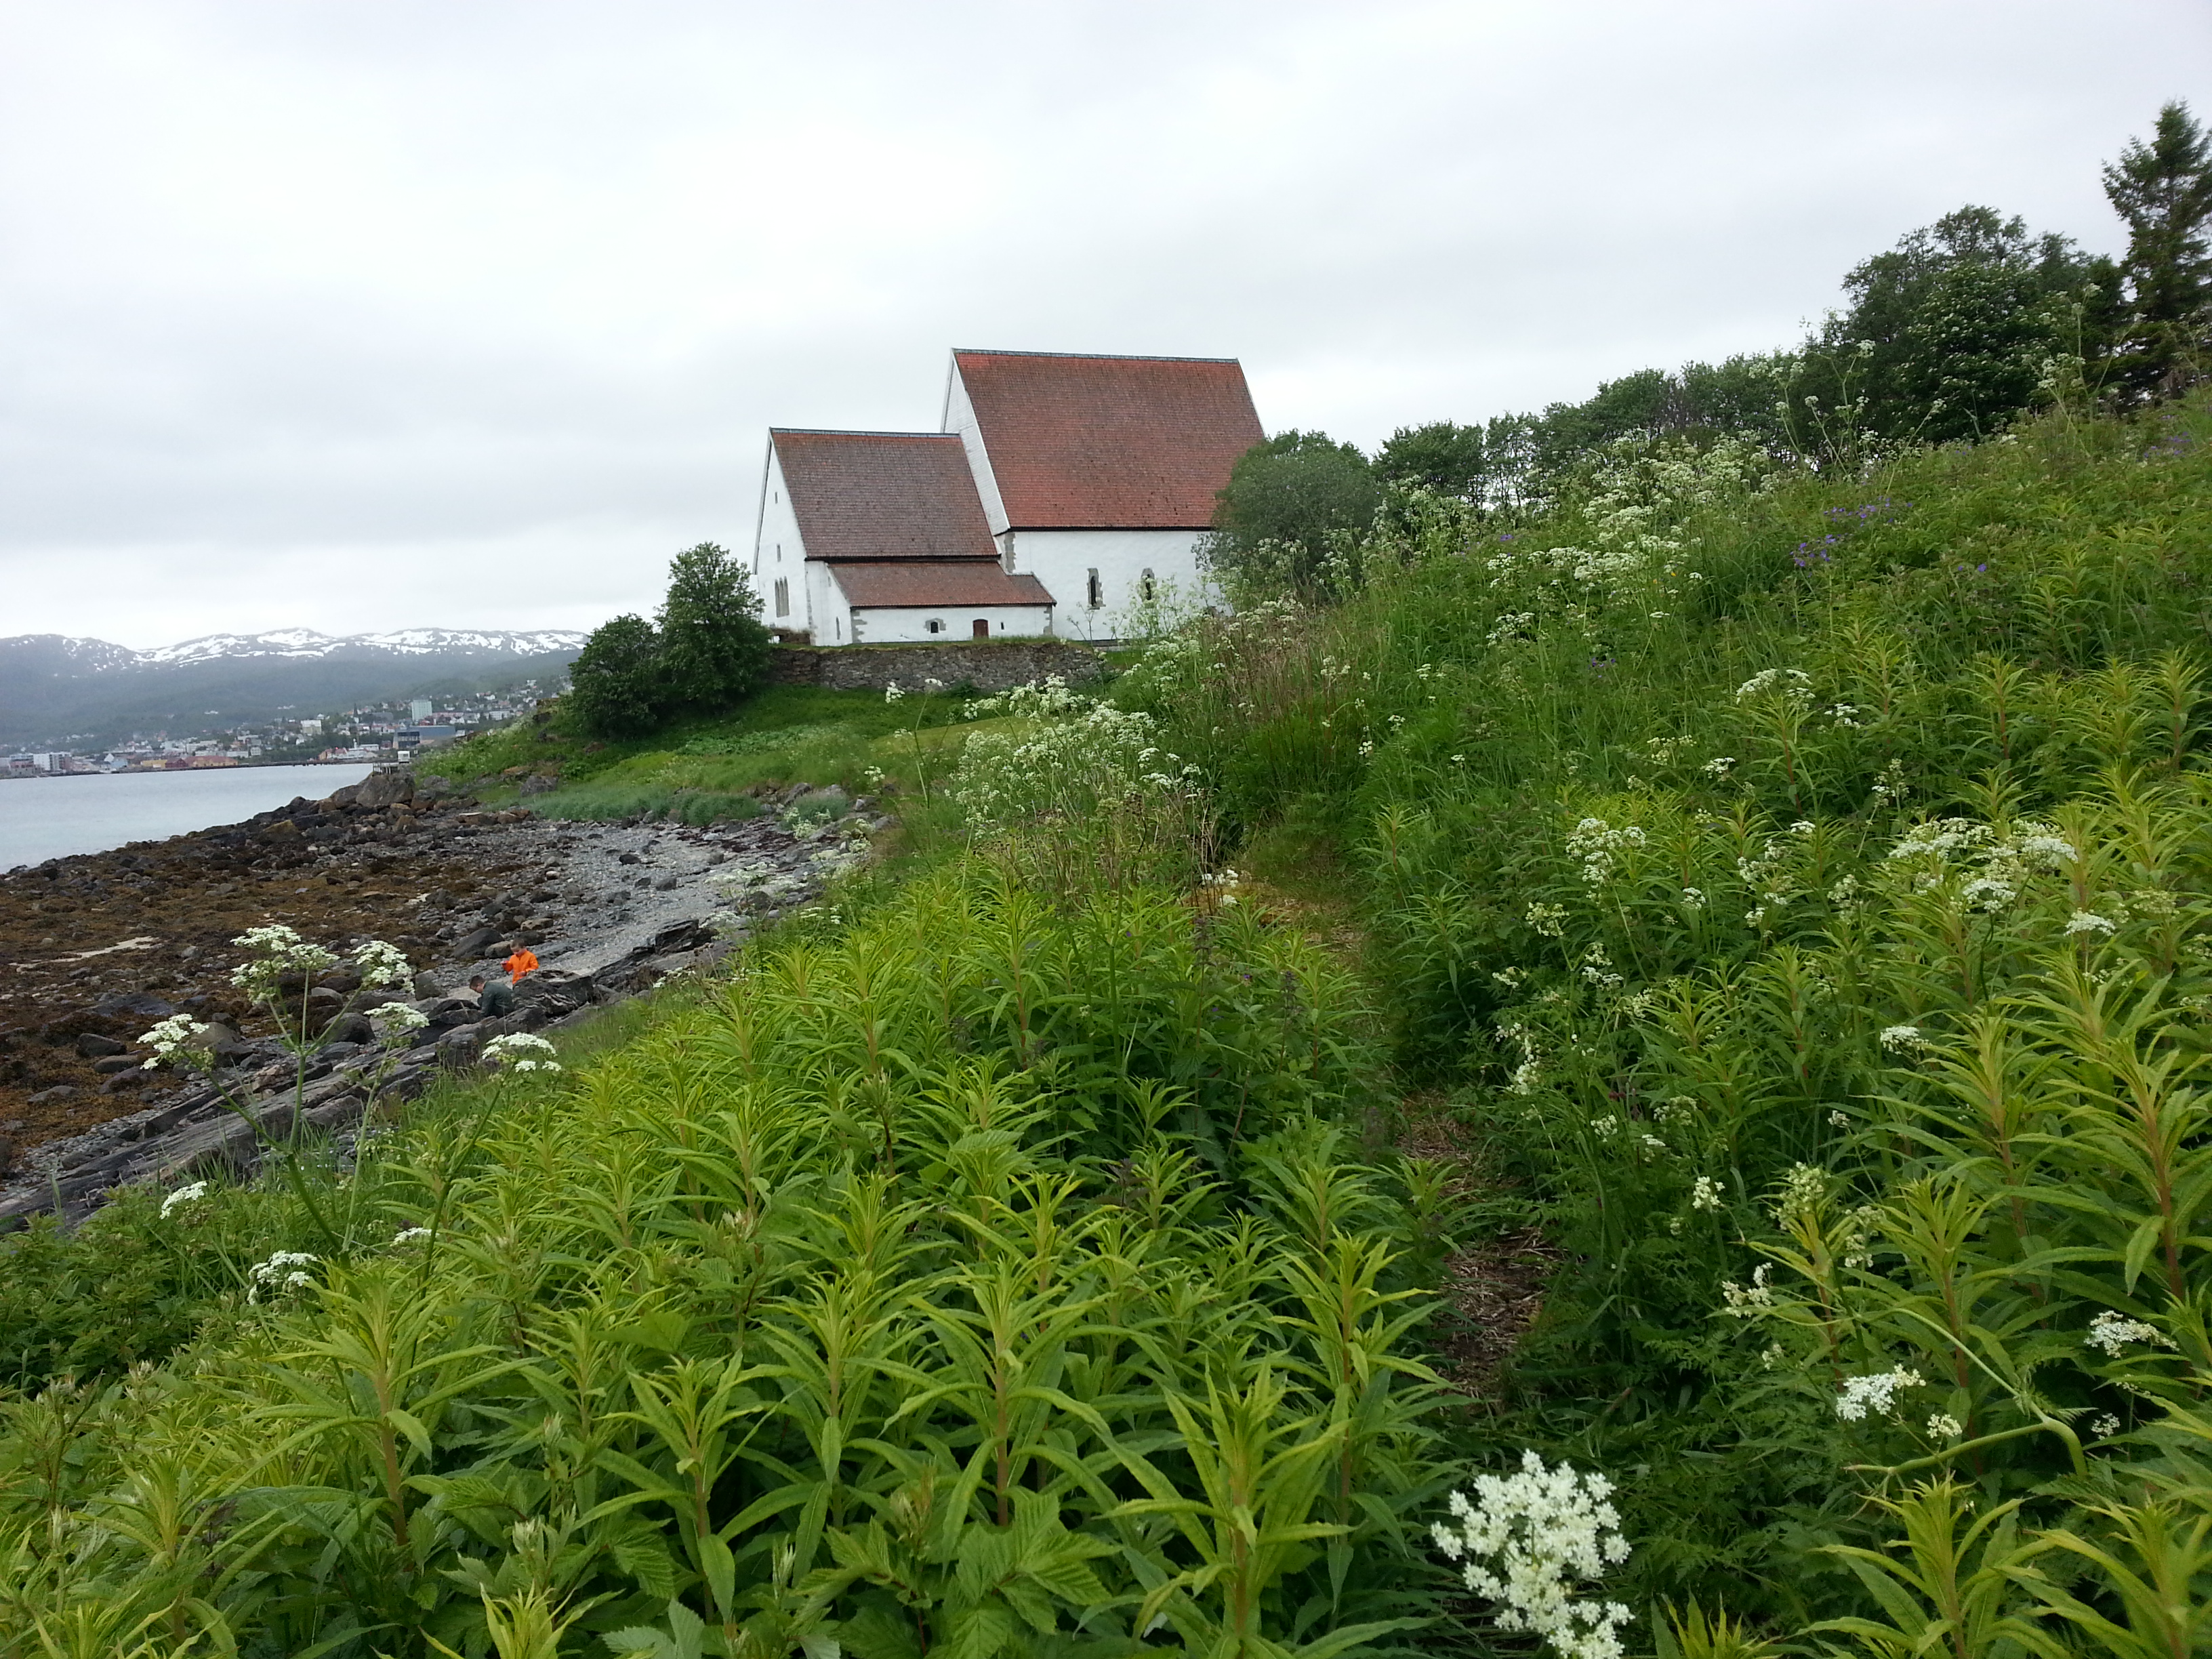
[
  {"xmin": 1086, "ymin": 568, "xmax": 1102, "ymax": 609},
  {"xmin": 925, "ymin": 617, "xmax": 946, "ymax": 635},
  {"xmin": 1139, "ymin": 569, "xmax": 1157, "ymax": 602}
]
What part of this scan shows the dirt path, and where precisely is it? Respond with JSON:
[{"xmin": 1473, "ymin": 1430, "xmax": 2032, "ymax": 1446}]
[{"xmin": 1243, "ymin": 858, "xmax": 1554, "ymax": 1401}]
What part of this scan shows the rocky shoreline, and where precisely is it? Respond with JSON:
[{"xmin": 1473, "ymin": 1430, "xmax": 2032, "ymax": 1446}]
[{"xmin": 0, "ymin": 766, "xmax": 882, "ymax": 1229}]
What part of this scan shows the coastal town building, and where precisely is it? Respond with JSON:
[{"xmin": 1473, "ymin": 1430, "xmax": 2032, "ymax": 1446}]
[{"xmin": 751, "ymin": 349, "xmax": 1263, "ymax": 645}]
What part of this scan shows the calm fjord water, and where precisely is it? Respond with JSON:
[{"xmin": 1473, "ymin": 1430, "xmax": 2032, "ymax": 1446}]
[{"xmin": 0, "ymin": 764, "xmax": 375, "ymax": 869}]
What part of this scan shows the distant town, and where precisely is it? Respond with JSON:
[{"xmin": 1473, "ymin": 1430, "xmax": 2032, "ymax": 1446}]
[{"xmin": 3, "ymin": 676, "xmax": 560, "ymax": 779}]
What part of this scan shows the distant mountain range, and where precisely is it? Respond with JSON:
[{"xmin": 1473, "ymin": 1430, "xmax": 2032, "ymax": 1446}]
[{"xmin": 0, "ymin": 628, "xmax": 588, "ymax": 749}]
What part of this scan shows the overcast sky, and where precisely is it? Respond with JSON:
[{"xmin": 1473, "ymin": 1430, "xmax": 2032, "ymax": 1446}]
[{"xmin": 1, "ymin": 1, "xmax": 2205, "ymax": 648}]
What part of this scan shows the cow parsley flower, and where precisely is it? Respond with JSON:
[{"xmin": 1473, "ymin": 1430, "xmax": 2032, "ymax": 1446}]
[
  {"xmin": 483, "ymin": 1032, "xmax": 562, "ymax": 1074},
  {"xmin": 1432, "ymin": 1452, "xmax": 1633, "ymax": 1659},
  {"xmin": 1879, "ymin": 1025, "xmax": 1925, "ymax": 1052},
  {"xmin": 352, "ymin": 939, "xmax": 415, "ymax": 989},
  {"xmin": 367, "ymin": 1002, "xmax": 430, "ymax": 1042},
  {"xmin": 140, "ymin": 1013, "xmax": 211, "ymax": 1069},
  {"xmin": 2085, "ymin": 1309, "xmax": 2176, "ymax": 1357},
  {"xmin": 1689, "ymin": 1175, "xmax": 1724, "ymax": 1212},
  {"xmin": 392, "ymin": 1227, "xmax": 434, "ymax": 1248},
  {"xmin": 1835, "ymin": 1366, "xmax": 1924, "ymax": 1421},
  {"xmin": 230, "ymin": 924, "xmax": 340, "ymax": 1003},
  {"xmin": 2089, "ymin": 1413, "xmax": 2122, "ymax": 1438},
  {"xmin": 1927, "ymin": 1413, "xmax": 1964, "ymax": 1441},
  {"xmin": 1720, "ymin": 1264, "xmax": 1774, "ymax": 1317},
  {"xmin": 246, "ymin": 1250, "xmax": 321, "ymax": 1304},
  {"xmin": 1734, "ymin": 668, "xmax": 1812, "ymax": 704},
  {"xmin": 1701, "ymin": 756, "xmax": 1736, "ymax": 777},
  {"xmin": 159, "ymin": 1181, "xmax": 209, "ymax": 1218},
  {"xmin": 2064, "ymin": 911, "xmax": 2116, "ymax": 937}
]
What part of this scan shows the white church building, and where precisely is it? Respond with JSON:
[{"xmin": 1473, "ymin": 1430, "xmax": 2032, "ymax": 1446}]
[{"xmin": 751, "ymin": 348, "xmax": 1264, "ymax": 644}]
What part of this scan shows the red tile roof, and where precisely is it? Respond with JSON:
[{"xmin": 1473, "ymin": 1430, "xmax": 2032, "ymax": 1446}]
[
  {"xmin": 951, "ymin": 350, "xmax": 1264, "ymax": 529},
  {"xmin": 774, "ymin": 430, "xmax": 998, "ymax": 562},
  {"xmin": 827, "ymin": 560, "xmax": 1053, "ymax": 609}
]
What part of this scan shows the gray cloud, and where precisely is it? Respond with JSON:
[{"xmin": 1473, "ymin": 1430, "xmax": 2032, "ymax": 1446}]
[{"xmin": 0, "ymin": 0, "xmax": 2203, "ymax": 644}]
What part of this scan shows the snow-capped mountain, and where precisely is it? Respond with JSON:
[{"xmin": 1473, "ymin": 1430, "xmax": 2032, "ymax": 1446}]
[
  {"xmin": 134, "ymin": 628, "xmax": 588, "ymax": 667},
  {"xmin": 0, "ymin": 628, "xmax": 588, "ymax": 748}
]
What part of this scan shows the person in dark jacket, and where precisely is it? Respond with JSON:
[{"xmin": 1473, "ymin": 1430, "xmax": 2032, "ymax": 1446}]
[{"xmin": 470, "ymin": 973, "xmax": 515, "ymax": 1017}]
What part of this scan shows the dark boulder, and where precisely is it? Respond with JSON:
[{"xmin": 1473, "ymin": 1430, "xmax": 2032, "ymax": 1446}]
[{"xmin": 89, "ymin": 991, "xmax": 176, "ymax": 1023}]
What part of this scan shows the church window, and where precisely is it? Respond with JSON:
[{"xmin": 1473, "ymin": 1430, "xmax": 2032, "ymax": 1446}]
[
  {"xmin": 1086, "ymin": 568, "xmax": 1102, "ymax": 609},
  {"xmin": 1139, "ymin": 569, "xmax": 1157, "ymax": 602},
  {"xmin": 925, "ymin": 617, "xmax": 946, "ymax": 634},
  {"xmin": 773, "ymin": 578, "xmax": 790, "ymax": 617}
]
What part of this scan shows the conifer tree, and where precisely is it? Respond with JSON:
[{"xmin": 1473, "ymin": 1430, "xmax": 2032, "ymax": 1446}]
[{"xmin": 2102, "ymin": 100, "xmax": 2212, "ymax": 398}]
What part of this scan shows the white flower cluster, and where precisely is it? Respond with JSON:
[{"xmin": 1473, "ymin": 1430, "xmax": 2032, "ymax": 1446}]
[
  {"xmin": 1879, "ymin": 1024, "xmax": 1926, "ymax": 1052},
  {"xmin": 1433, "ymin": 1453, "xmax": 1633, "ymax": 1659},
  {"xmin": 367, "ymin": 1002, "xmax": 430, "ymax": 1043},
  {"xmin": 392, "ymin": 1227, "xmax": 434, "ymax": 1248},
  {"xmin": 1927, "ymin": 1413, "xmax": 1965, "ymax": 1441},
  {"xmin": 1720, "ymin": 1263, "xmax": 1775, "ymax": 1317},
  {"xmin": 230, "ymin": 924, "xmax": 340, "ymax": 1003},
  {"xmin": 1735, "ymin": 668, "xmax": 1812, "ymax": 706},
  {"xmin": 139, "ymin": 1012, "xmax": 212, "ymax": 1069},
  {"xmin": 1485, "ymin": 610, "xmax": 1537, "ymax": 647},
  {"xmin": 159, "ymin": 1181, "xmax": 208, "ymax": 1218},
  {"xmin": 1689, "ymin": 1174, "xmax": 1724, "ymax": 1212},
  {"xmin": 1835, "ymin": 1366, "xmax": 1924, "ymax": 1422},
  {"xmin": 2084, "ymin": 1309, "xmax": 2177, "ymax": 1357},
  {"xmin": 1564, "ymin": 818, "xmax": 1646, "ymax": 888},
  {"xmin": 952, "ymin": 676, "xmax": 1200, "ymax": 835},
  {"xmin": 246, "ymin": 1250, "xmax": 320, "ymax": 1303},
  {"xmin": 352, "ymin": 939, "xmax": 415, "ymax": 990},
  {"xmin": 1885, "ymin": 817, "xmax": 2072, "ymax": 911},
  {"xmin": 483, "ymin": 1032, "xmax": 562, "ymax": 1074},
  {"xmin": 1199, "ymin": 867, "xmax": 1244, "ymax": 907},
  {"xmin": 2064, "ymin": 910, "xmax": 2116, "ymax": 937},
  {"xmin": 1523, "ymin": 903, "xmax": 1568, "ymax": 938}
]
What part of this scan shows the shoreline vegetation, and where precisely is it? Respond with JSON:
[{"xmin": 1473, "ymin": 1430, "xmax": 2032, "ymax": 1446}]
[
  {"xmin": 7, "ymin": 390, "xmax": 2210, "ymax": 1656},
  {"xmin": 7, "ymin": 102, "xmax": 2212, "ymax": 1657}
]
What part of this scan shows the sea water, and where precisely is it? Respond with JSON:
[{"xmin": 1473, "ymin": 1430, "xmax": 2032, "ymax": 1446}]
[{"xmin": 0, "ymin": 765, "xmax": 377, "ymax": 869}]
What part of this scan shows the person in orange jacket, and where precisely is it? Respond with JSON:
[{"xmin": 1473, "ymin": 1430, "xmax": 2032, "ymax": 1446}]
[{"xmin": 503, "ymin": 945, "xmax": 540, "ymax": 983}]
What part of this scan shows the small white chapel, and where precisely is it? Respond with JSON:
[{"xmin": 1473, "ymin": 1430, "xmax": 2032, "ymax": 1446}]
[{"xmin": 750, "ymin": 348, "xmax": 1264, "ymax": 644}]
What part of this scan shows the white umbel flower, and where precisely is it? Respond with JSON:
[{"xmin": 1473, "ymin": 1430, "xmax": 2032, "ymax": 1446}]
[
  {"xmin": 1835, "ymin": 1366, "xmax": 1924, "ymax": 1421},
  {"xmin": 1432, "ymin": 1452, "xmax": 1633, "ymax": 1659},
  {"xmin": 140, "ymin": 1013, "xmax": 211, "ymax": 1069},
  {"xmin": 2085, "ymin": 1309, "xmax": 2176, "ymax": 1357},
  {"xmin": 483, "ymin": 1032, "xmax": 562, "ymax": 1073},
  {"xmin": 159, "ymin": 1181, "xmax": 208, "ymax": 1218},
  {"xmin": 245, "ymin": 1250, "xmax": 320, "ymax": 1303}
]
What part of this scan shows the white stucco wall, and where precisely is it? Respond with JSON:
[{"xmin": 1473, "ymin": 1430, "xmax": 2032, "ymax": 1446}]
[
  {"xmin": 1003, "ymin": 528, "xmax": 1214, "ymax": 642},
  {"xmin": 842, "ymin": 601, "xmax": 1057, "ymax": 645},
  {"xmin": 941, "ymin": 363, "xmax": 1010, "ymax": 537},
  {"xmin": 751, "ymin": 444, "xmax": 813, "ymax": 633}
]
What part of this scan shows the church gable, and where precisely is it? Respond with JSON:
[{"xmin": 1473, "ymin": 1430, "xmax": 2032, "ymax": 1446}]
[{"xmin": 947, "ymin": 349, "xmax": 1264, "ymax": 531}]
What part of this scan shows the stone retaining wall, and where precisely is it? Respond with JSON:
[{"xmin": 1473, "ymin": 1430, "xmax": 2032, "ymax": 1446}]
[{"xmin": 766, "ymin": 640, "xmax": 1110, "ymax": 693}]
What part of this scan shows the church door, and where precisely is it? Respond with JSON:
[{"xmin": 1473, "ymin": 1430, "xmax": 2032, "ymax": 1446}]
[{"xmin": 971, "ymin": 619, "xmax": 990, "ymax": 638}]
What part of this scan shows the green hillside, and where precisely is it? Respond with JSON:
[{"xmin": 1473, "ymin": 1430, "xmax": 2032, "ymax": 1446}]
[{"xmin": 7, "ymin": 393, "xmax": 2212, "ymax": 1657}]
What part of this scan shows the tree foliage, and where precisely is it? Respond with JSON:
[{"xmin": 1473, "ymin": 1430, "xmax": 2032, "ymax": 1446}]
[
  {"xmin": 564, "ymin": 611, "xmax": 664, "ymax": 739},
  {"xmin": 1204, "ymin": 430, "xmax": 1379, "ymax": 599},
  {"xmin": 2103, "ymin": 99, "xmax": 2212, "ymax": 398},
  {"xmin": 655, "ymin": 542, "xmax": 774, "ymax": 717},
  {"xmin": 1801, "ymin": 205, "xmax": 2120, "ymax": 444},
  {"xmin": 567, "ymin": 544, "xmax": 773, "ymax": 739}
]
